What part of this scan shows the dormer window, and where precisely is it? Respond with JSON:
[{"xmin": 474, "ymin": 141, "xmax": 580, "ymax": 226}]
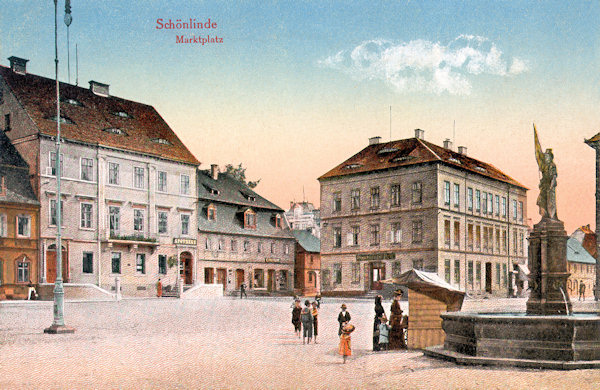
[
  {"xmin": 343, "ymin": 163, "xmax": 362, "ymax": 170},
  {"xmin": 391, "ymin": 156, "xmax": 414, "ymax": 163},
  {"xmin": 275, "ymin": 214, "xmax": 282, "ymax": 228},
  {"xmin": 112, "ymin": 111, "xmax": 132, "ymax": 119},
  {"xmin": 203, "ymin": 184, "xmax": 220, "ymax": 195},
  {"xmin": 151, "ymin": 138, "xmax": 172, "ymax": 145},
  {"xmin": 207, "ymin": 204, "xmax": 217, "ymax": 221},
  {"xmin": 475, "ymin": 166, "xmax": 487, "ymax": 173},
  {"xmin": 62, "ymin": 97, "xmax": 83, "ymax": 107},
  {"xmin": 377, "ymin": 147, "xmax": 399, "ymax": 155},
  {"xmin": 47, "ymin": 115, "xmax": 74, "ymax": 125},
  {"xmin": 241, "ymin": 191, "xmax": 256, "ymax": 201},
  {"xmin": 448, "ymin": 157, "xmax": 462, "ymax": 164},
  {"xmin": 103, "ymin": 127, "xmax": 128, "ymax": 136},
  {"xmin": 244, "ymin": 209, "xmax": 257, "ymax": 229}
]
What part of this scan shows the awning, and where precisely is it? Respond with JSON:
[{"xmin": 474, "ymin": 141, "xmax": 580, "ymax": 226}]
[{"xmin": 382, "ymin": 269, "xmax": 465, "ymax": 308}]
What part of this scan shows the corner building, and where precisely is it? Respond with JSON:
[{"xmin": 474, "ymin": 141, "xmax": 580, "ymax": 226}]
[{"xmin": 318, "ymin": 130, "xmax": 528, "ymax": 296}]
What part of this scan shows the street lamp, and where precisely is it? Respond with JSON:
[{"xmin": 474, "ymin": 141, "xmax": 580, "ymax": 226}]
[{"xmin": 44, "ymin": 0, "xmax": 75, "ymax": 334}]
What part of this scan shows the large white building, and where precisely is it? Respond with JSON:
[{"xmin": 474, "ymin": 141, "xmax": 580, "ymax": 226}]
[
  {"xmin": 0, "ymin": 56, "xmax": 200, "ymax": 296},
  {"xmin": 318, "ymin": 131, "xmax": 528, "ymax": 297}
]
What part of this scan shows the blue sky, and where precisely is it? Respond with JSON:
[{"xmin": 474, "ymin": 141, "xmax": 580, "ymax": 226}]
[{"xmin": 1, "ymin": 1, "xmax": 599, "ymax": 231}]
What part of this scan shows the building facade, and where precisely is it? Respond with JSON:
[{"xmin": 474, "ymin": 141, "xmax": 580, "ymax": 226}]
[
  {"xmin": 0, "ymin": 57, "xmax": 199, "ymax": 296},
  {"xmin": 292, "ymin": 230, "xmax": 321, "ymax": 296},
  {"xmin": 0, "ymin": 130, "xmax": 40, "ymax": 299},
  {"xmin": 319, "ymin": 131, "xmax": 528, "ymax": 296},
  {"xmin": 285, "ymin": 201, "xmax": 321, "ymax": 238},
  {"xmin": 197, "ymin": 165, "xmax": 295, "ymax": 295},
  {"xmin": 566, "ymin": 236, "xmax": 596, "ymax": 300}
]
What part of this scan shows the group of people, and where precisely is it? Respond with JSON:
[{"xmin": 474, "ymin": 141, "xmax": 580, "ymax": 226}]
[
  {"xmin": 291, "ymin": 298, "xmax": 319, "ymax": 344},
  {"xmin": 373, "ymin": 290, "xmax": 407, "ymax": 351}
]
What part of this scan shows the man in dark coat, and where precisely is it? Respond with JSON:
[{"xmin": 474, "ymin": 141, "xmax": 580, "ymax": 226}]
[
  {"xmin": 240, "ymin": 283, "xmax": 247, "ymax": 299},
  {"xmin": 337, "ymin": 303, "xmax": 351, "ymax": 336}
]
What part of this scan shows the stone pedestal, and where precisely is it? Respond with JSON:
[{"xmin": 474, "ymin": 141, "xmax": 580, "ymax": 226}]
[{"xmin": 526, "ymin": 218, "xmax": 572, "ymax": 315}]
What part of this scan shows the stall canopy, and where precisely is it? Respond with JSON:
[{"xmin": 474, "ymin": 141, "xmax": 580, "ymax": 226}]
[{"xmin": 384, "ymin": 269, "xmax": 466, "ymax": 310}]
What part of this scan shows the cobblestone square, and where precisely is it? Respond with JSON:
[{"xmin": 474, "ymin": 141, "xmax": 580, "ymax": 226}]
[{"xmin": 1, "ymin": 297, "xmax": 600, "ymax": 389}]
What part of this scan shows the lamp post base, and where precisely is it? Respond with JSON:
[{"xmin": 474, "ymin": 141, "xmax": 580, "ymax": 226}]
[{"xmin": 44, "ymin": 324, "xmax": 76, "ymax": 334}]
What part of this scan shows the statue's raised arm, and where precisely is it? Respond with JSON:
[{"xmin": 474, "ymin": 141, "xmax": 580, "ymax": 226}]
[{"xmin": 533, "ymin": 124, "xmax": 557, "ymax": 220}]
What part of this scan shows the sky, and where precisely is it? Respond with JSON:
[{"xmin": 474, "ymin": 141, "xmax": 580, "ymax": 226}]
[{"xmin": 1, "ymin": 1, "xmax": 599, "ymax": 233}]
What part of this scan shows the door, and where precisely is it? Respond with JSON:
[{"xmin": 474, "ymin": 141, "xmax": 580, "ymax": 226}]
[
  {"xmin": 236, "ymin": 269, "xmax": 244, "ymax": 289},
  {"xmin": 485, "ymin": 262, "xmax": 493, "ymax": 293},
  {"xmin": 204, "ymin": 268, "xmax": 214, "ymax": 284},
  {"xmin": 217, "ymin": 268, "xmax": 227, "ymax": 290},
  {"xmin": 180, "ymin": 252, "xmax": 193, "ymax": 285},
  {"xmin": 267, "ymin": 269, "xmax": 275, "ymax": 292},
  {"xmin": 370, "ymin": 263, "xmax": 385, "ymax": 290},
  {"xmin": 46, "ymin": 247, "xmax": 68, "ymax": 283}
]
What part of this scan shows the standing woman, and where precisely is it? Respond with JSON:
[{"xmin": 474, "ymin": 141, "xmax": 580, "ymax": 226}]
[
  {"xmin": 373, "ymin": 295, "xmax": 385, "ymax": 351},
  {"xmin": 311, "ymin": 301, "xmax": 319, "ymax": 344},
  {"xmin": 291, "ymin": 299, "xmax": 302, "ymax": 338},
  {"xmin": 389, "ymin": 290, "xmax": 406, "ymax": 349}
]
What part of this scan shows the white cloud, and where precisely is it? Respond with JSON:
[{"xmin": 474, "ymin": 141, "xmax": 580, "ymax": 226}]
[{"xmin": 318, "ymin": 35, "xmax": 529, "ymax": 95}]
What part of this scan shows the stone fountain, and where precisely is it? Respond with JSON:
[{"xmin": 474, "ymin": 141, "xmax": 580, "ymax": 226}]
[{"xmin": 424, "ymin": 126, "xmax": 600, "ymax": 369}]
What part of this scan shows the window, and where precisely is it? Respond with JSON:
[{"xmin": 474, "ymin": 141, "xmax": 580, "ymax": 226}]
[
  {"xmin": 0, "ymin": 213, "xmax": 6, "ymax": 237},
  {"xmin": 4, "ymin": 113, "xmax": 10, "ymax": 132},
  {"xmin": 50, "ymin": 199, "xmax": 63, "ymax": 226},
  {"xmin": 412, "ymin": 220, "xmax": 423, "ymax": 243},
  {"xmin": 475, "ymin": 190, "xmax": 481, "ymax": 212},
  {"xmin": 108, "ymin": 162, "xmax": 119, "ymax": 185},
  {"xmin": 495, "ymin": 229, "xmax": 500, "ymax": 253},
  {"xmin": 218, "ymin": 239, "xmax": 224, "ymax": 251},
  {"xmin": 158, "ymin": 211, "xmax": 168, "ymax": 234},
  {"xmin": 476, "ymin": 261, "xmax": 481, "ymax": 288},
  {"xmin": 207, "ymin": 204, "xmax": 216, "ymax": 221},
  {"xmin": 512, "ymin": 200, "xmax": 518, "ymax": 221},
  {"xmin": 496, "ymin": 263, "xmax": 501, "ymax": 286},
  {"xmin": 495, "ymin": 195, "xmax": 500, "ymax": 216},
  {"xmin": 111, "ymin": 252, "xmax": 121, "ymax": 274},
  {"xmin": 483, "ymin": 227, "xmax": 489, "ymax": 252},
  {"xmin": 413, "ymin": 259, "xmax": 423, "ymax": 271},
  {"xmin": 482, "ymin": 192, "xmax": 487, "ymax": 214},
  {"xmin": 157, "ymin": 171, "xmax": 167, "ymax": 192},
  {"xmin": 488, "ymin": 192, "xmax": 493, "ymax": 215},
  {"xmin": 518, "ymin": 201, "xmax": 524, "ymax": 222},
  {"xmin": 454, "ymin": 260, "xmax": 460, "ymax": 286},
  {"xmin": 444, "ymin": 220, "xmax": 451, "ymax": 246},
  {"xmin": 370, "ymin": 187, "xmax": 380, "ymax": 209},
  {"xmin": 244, "ymin": 210, "xmax": 257, "ymax": 229},
  {"xmin": 243, "ymin": 241, "xmax": 250, "ymax": 252},
  {"xmin": 445, "ymin": 259, "xmax": 451, "ymax": 283},
  {"xmin": 467, "ymin": 223, "xmax": 474, "ymax": 250},
  {"xmin": 468, "ymin": 261, "xmax": 474, "ymax": 287},
  {"xmin": 271, "ymin": 242, "xmax": 276, "ymax": 254},
  {"xmin": 109, "ymin": 206, "xmax": 120, "ymax": 236},
  {"xmin": 454, "ymin": 221, "xmax": 460, "ymax": 248},
  {"xmin": 284, "ymin": 244, "xmax": 289, "ymax": 255},
  {"xmin": 17, "ymin": 261, "xmax": 29, "ymax": 282},
  {"xmin": 231, "ymin": 240, "xmax": 237, "ymax": 252},
  {"xmin": 333, "ymin": 192, "xmax": 342, "ymax": 212},
  {"xmin": 519, "ymin": 232, "xmax": 524, "ymax": 255},
  {"xmin": 351, "ymin": 263, "xmax": 360, "ymax": 284},
  {"xmin": 181, "ymin": 214, "xmax": 190, "ymax": 235},
  {"xmin": 502, "ymin": 230, "xmax": 507, "ymax": 253},
  {"xmin": 49, "ymin": 152, "xmax": 63, "ymax": 176},
  {"xmin": 80, "ymin": 203, "xmax": 92, "ymax": 229},
  {"xmin": 158, "ymin": 255, "xmax": 167, "ymax": 274},
  {"xmin": 136, "ymin": 253, "xmax": 146, "ymax": 274},
  {"xmin": 453, "ymin": 183, "xmax": 460, "ymax": 207},
  {"xmin": 391, "ymin": 222, "xmax": 402, "ymax": 244},
  {"xmin": 82, "ymin": 252, "xmax": 93, "ymax": 274},
  {"xmin": 17, "ymin": 215, "xmax": 30, "ymax": 237},
  {"xmin": 392, "ymin": 261, "xmax": 402, "ymax": 278},
  {"xmin": 180, "ymin": 174, "xmax": 190, "ymax": 195},
  {"xmin": 502, "ymin": 197, "xmax": 507, "ymax": 217},
  {"xmin": 350, "ymin": 226, "xmax": 359, "ymax": 246},
  {"xmin": 133, "ymin": 209, "xmax": 144, "ymax": 232},
  {"xmin": 81, "ymin": 158, "xmax": 93, "ymax": 181},
  {"xmin": 350, "ymin": 189, "xmax": 360, "ymax": 210},
  {"xmin": 412, "ymin": 182, "xmax": 422, "ymax": 204},
  {"xmin": 151, "ymin": 138, "xmax": 172, "ymax": 145},
  {"xmin": 275, "ymin": 214, "xmax": 282, "ymax": 228},
  {"xmin": 391, "ymin": 184, "xmax": 401, "ymax": 207},
  {"xmin": 370, "ymin": 224, "xmax": 380, "ymax": 245},
  {"xmin": 443, "ymin": 181, "xmax": 450, "ymax": 205},
  {"xmin": 253, "ymin": 269, "xmax": 264, "ymax": 288},
  {"xmin": 333, "ymin": 263, "xmax": 342, "ymax": 284},
  {"xmin": 502, "ymin": 264, "xmax": 507, "ymax": 286},
  {"xmin": 134, "ymin": 167, "xmax": 145, "ymax": 189},
  {"xmin": 103, "ymin": 127, "xmax": 127, "ymax": 135},
  {"xmin": 467, "ymin": 188, "xmax": 473, "ymax": 211},
  {"xmin": 333, "ymin": 227, "xmax": 342, "ymax": 248},
  {"xmin": 475, "ymin": 225, "xmax": 481, "ymax": 249},
  {"xmin": 205, "ymin": 238, "xmax": 212, "ymax": 250}
]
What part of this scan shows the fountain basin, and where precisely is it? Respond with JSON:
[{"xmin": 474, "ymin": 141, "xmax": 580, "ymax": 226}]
[{"xmin": 424, "ymin": 311, "xmax": 600, "ymax": 369}]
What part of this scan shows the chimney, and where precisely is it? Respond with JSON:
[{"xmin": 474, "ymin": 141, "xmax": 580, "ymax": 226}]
[
  {"xmin": 210, "ymin": 164, "xmax": 219, "ymax": 180},
  {"xmin": 443, "ymin": 139, "xmax": 453, "ymax": 151},
  {"xmin": 369, "ymin": 136, "xmax": 381, "ymax": 145},
  {"xmin": 8, "ymin": 56, "xmax": 29, "ymax": 75},
  {"xmin": 414, "ymin": 129, "xmax": 425, "ymax": 139},
  {"xmin": 458, "ymin": 146, "xmax": 468, "ymax": 155},
  {"xmin": 89, "ymin": 80, "xmax": 110, "ymax": 97}
]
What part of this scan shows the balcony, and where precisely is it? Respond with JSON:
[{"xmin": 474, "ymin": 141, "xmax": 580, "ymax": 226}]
[{"xmin": 102, "ymin": 233, "xmax": 159, "ymax": 253}]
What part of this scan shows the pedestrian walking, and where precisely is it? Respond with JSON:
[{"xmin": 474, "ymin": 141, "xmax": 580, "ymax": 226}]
[
  {"xmin": 389, "ymin": 290, "xmax": 407, "ymax": 349},
  {"xmin": 378, "ymin": 315, "xmax": 390, "ymax": 351},
  {"xmin": 291, "ymin": 299, "xmax": 302, "ymax": 337},
  {"xmin": 300, "ymin": 300, "xmax": 313, "ymax": 344},
  {"xmin": 373, "ymin": 295, "xmax": 385, "ymax": 351},
  {"xmin": 339, "ymin": 323, "xmax": 355, "ymax": 364},
  {"xmin": 337, "ymin": 304, "xmax": 351, "ymax": 336},
  {"xmin": 240, "ymin": 283, "xmax": 247, "ymax": 299},
  {"xmin": 579, "ymin": 282, "xmax": 586, "ymax": 301},
  {"xmin": 311, "ymin": 301, "xmax": 319, "ymax": 344},
  {"xmin": 156, "ymin": 279, "xmax": 162, "ymax": 298},
  {"xmin": 315, "ymin": 293, "xmax": 322, "ymax": 308}
]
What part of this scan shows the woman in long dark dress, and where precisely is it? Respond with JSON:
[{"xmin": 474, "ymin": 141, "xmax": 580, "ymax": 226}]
[
  {"xmin": 373, "ymin": 295, "xmax": 385, "ymax": 351},
  {"xmin": 389, "ymin": 291, "xmax": 406, "ymax": 349},
  {"xmin": 291, "ymin": 299, "xmax": 301, "ymax": 338}
]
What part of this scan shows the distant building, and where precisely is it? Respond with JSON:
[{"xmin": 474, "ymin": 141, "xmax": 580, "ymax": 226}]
[
  {"xmin": 284, "ymin": 201, "xmax": 321, "ymax": 238},
  {"xmin": 0, "ymin": 56, "xmax": 199, "ymax": 296},
  {"xmin": 197, "ymin": 165, "xmax": 295, "ymax": 295},
  {"xmin": 292, "ymin": 230, "xmax": 320, "ymax": 296},
  {"xmin": 0, "ymin": 130, "xmax": 40, "ymax": 299},
  {"xmin": 318, "ymin": 130, "xmax": 528, "ymax": 296},
  {"xmin": 566, "ymin": 236, "xmax": 596, "ymax": 300}
]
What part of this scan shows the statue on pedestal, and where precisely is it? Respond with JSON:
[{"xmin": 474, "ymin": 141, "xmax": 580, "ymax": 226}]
[{"xmin": 534, "ymin": 124, "xmax": 558, "ymax": 220}]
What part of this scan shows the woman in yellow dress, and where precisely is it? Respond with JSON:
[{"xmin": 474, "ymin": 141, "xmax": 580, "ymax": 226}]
[{"xmin": 338, "ymin": 323, "xmax": 355, "ymax": 363}]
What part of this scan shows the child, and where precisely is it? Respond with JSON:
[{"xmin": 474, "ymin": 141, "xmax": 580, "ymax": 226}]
[
  {"xmin": 339, "ymin": 322, "xmax": 355, "ymax": 363},
  {"xmin": 378, "ymin": 315, "xmax": 390, "ymax": 351},
  {"xmin": 300, "ymin": 300, "xmax": 313, "ymax": 344},
  {"xmin": 311, "ymin": 301, "xmax": 319, "ymax": 344},
  {"xmin": 291, "ymin": 300, "xmax": 302, "ymax": 338}
]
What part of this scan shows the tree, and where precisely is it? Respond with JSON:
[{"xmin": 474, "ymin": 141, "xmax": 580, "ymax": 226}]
[{"xmin": 224, "ymin": 163, "xmax": 261, "ymax": 189}]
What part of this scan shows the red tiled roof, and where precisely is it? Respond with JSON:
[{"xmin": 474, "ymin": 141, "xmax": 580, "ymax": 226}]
[
  {"xmin": 318, "ymin": 137, "xmax": 527, "ymax": 189},
  {"xmin": 579, "ymin": 225, "xmax": 598, "ymax": 258},
  {"xmin": 0, "ymin": 65, "xmax": 199, "ymax": 165}
]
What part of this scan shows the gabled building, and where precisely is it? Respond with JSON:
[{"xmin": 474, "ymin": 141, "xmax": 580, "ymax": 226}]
[
  {"xmin": 318, "ymin": 130, "xmax": 528, "ymax": 296},
  {"xmin": 197, "ymin": 165, "xmax": 295, "ymax": 294},
  {"xmin": 0, "ymin": 56, "xmax": 200, "ymax": 296},
  {"xmin": 0, "ymin": 130, "xmax": 40, "ymax": 299},
  {"xmin": 285, "ymin": 201, "xmax": 321, "ymax": 238},
  {"xmin": 292, "ymin": 230, "xmax": 321, "ymax": 296},
  {"xmin": 566, "ymin": 236, "xmax": 596, "ymax": 300}
]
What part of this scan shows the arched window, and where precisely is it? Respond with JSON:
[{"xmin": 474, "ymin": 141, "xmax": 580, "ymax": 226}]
[{"xmin": 207, "ymin": 204, "xmax": 217, "ymax": 221}]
